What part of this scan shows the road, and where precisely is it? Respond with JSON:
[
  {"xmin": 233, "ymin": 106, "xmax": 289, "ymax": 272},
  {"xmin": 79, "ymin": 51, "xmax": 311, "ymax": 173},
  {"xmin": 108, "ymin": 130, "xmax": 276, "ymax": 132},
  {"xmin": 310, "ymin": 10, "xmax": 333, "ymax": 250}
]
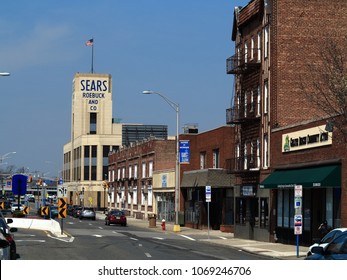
[{"xmin": 14, "ymin": 215, "xmax": 271, "ymax": 260}]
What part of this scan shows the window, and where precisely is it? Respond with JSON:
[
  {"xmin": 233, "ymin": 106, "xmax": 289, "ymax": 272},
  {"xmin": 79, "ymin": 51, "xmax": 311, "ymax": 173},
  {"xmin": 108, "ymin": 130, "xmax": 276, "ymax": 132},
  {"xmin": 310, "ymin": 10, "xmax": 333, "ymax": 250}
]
[
  {"xmin": 250, "ymin": 90, "xmax": 254, "ymax": 112},
  {"xmin": 236, "ymin": 198, "xmax": 246, "ymax": 225},
  {"xmin": 244, "ymin": 91, "xmax": 247, "ymax": 117},
  {"xmin": 257, "ymin": 85, "xmax": 261, "ymax": 116},
  {"xmin": 256, "ymin": 138, "xmax": 260, "ymax": 168},
  {"xmin": 263, "ymin": 135, "xmax": 268, "ymax": 168},
  {"xmin": 264, "ymin": 80, "xmax": 268, "ymax": 114},
  {"xmin": 213, "ymin": 149, "xmax": 219, "ymax": 168},
  {"xmin": 244, "ymin": 143, "xmax": 248, "ymax": 170},
  {"xmin": 117, "ymin": 168, "xmax": 120, "ymax": 180},
  {"xmin": 200, "ymin": 152, "xmax": 206, "ymax": 169},
  {"xmin": 149, "ymin": 161, "xmax": 153, "ymax": 177},
  {"xmin": 251, "ymin": 37, "xmax": 254, "ymax": 60},
  {"xmin": 83, "ymin": 145, "xmax": 90, "ymax": 180},
  {"xmin": 244, "ymin": 41, "xmax": 248, "ymax": 63},
  {"xmin": 129, "ymin": 165, "xmax": 132, "ymax": 178},
  {"xmin": 257, "ymin": 32, "xmax": 261, "ymax": 61},
  {"xmin": 260, "ymin": 198, "xmax": 269, "ymax": 228},
  {"xmin": 264, "ymin": 25, "xmax": 269, "ymax": 59},
  {"xmin": 142, "ymin": 162, "xmax": 146, "ymax": 178},
  {"xmin": 91, "ymin": 145, "xmax": 97, "ymax": 180},
  {"xmin": 90, "ymin": 113, "xmax": 97, "ymax": 134},
  {"xmin": 134, "ymin": 164, "xmax": 138, "ymax": 179}
]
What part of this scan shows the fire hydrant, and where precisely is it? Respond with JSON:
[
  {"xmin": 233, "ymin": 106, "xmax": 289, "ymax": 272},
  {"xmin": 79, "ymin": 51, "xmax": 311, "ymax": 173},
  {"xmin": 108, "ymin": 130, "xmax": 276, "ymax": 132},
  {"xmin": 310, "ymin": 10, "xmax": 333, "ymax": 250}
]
[{"xmin": 161, "ymin": 219, "xmax": 166, "ymax": 231}]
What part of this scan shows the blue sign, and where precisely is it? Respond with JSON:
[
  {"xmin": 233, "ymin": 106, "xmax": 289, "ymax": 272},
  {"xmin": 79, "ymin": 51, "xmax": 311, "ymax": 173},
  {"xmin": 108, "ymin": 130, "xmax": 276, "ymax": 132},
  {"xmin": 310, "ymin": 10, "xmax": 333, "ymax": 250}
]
[
  {"xmin": 12, "ymin": 174, "xmax": 28, "ymax": 196},
  {"xmin": 179, "ymin": 140, "xmax": 190, "ymax": 164}
]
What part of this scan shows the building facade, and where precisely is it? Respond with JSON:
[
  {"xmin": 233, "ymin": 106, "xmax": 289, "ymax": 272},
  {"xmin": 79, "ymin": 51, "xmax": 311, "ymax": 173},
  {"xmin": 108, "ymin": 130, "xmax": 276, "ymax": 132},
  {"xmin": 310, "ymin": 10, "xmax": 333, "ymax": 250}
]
[
  {"xmin": 180, "ymin": 126, "xmax": 235, "ymax": 232},
  {"xmin": 63, "ymin": 73, "xmax": 122, "ymax": 209},
  {"xmin": 228, "ymin": 0, "xmax": 347, "ymax": 245},
  {"xmin": 108, "ymin": 138, "xmax": 176, "ymax": 220}
]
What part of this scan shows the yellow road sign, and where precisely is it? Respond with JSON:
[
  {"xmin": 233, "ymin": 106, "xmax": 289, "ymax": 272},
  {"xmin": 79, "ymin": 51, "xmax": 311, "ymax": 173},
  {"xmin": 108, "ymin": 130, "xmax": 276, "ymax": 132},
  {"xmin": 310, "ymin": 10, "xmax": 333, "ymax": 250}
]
[
  {"xmin": 58, "ymin": 198, "xmax": 67, "ymax": 219},
  {"xmin": 0, "ymin": 202, "xmax": 4, "ymax": 210},
  {"xmin": 23, "ymin": 206, "xmax": 29, "ymax": 215},
  {"xmin": 41, "ymin": 206, "xmax": 49, "ymax": 216}
]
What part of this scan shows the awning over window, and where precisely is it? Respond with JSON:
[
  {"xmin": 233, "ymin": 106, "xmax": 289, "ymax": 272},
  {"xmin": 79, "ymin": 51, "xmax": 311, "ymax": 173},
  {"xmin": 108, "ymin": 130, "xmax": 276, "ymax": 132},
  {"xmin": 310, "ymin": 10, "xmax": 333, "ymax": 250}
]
[
  {"xmin": 181, "ymin": 169, "xmax": 235, "ymax": 188},
  {"xmin": 260, "ymin": 165, "xmax": 341, "ymax": 189}
]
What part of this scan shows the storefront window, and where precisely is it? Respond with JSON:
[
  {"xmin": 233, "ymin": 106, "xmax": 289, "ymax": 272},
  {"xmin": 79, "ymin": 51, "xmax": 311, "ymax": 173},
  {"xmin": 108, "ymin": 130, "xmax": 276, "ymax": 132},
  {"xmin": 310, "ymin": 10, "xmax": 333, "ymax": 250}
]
[
  {"xmin": 277, "ymin": 189, "xmax": 283, "ymax": 227},
  {"xmin": 236, "ymin": 198, "xmax": 246, "ymax": 225},
  {"xmin": 334, "ymin": 188, "xmax": 341, "ymax": 228},
  {"xmin": 260, "ymin": 198, "xmax": 269, "ymax": 228}
]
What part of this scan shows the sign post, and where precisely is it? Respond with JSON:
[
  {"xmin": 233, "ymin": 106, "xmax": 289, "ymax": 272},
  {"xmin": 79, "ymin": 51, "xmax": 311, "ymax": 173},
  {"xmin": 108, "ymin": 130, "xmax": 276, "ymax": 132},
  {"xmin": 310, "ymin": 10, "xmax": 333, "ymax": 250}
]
[
  {"xmin": 294, "ymin": 185, "xmax": 303, "ymax": 258},
  {"xmin": 206, "ymin": 185, "xmax": 211, "ymax": 240}
]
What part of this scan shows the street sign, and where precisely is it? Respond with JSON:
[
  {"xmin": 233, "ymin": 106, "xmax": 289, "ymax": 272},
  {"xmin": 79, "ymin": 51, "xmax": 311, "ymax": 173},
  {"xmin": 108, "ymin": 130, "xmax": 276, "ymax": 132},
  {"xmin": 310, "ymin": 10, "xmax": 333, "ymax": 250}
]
[
  {"xmin": 179, "ymin": 140, "xmax": 190, "ymax": 164},
  {"xmin": 294, "ymin": 185, "xmax": 302, "ymax": 197},
  {"xmin": 23, "ymin": 206, "xmax": 29, "ymax": 215},
  {"xmin": 206, "ymin": 185, "xmax": 211, "ymax": 202},
  {"xmin": 41, "ymin": 206, "xmax": 49, "ymax": 216},
  {"xmin": 57, "ymin": 186, "xmax": 67, "ymax": 198},
  {"xmin": 0, "ymin": 202, "xmax": 4, "ymax": 210},
  {"xmin": 12, "ymin": 174, "xmax": 27, "ymax": 196},
  {"xmin": 58, "ymin": 198, "xmax": 67, "ymax": 219}
]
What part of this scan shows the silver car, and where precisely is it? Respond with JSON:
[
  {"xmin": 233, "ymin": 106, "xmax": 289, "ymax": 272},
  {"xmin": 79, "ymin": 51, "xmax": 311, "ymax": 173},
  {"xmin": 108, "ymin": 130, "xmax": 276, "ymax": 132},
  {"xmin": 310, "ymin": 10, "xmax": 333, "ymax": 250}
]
[{"xmin": 79, "ymin": 207, "xmax": 96, "ymax": 220}]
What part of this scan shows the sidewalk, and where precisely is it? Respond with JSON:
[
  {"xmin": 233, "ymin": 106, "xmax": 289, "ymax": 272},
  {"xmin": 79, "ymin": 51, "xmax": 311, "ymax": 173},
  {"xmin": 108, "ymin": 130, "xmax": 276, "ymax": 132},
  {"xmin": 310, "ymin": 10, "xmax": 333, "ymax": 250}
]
[{"xmin": 96, "ymin": 211, "xmax": 309, "ymax": 260}]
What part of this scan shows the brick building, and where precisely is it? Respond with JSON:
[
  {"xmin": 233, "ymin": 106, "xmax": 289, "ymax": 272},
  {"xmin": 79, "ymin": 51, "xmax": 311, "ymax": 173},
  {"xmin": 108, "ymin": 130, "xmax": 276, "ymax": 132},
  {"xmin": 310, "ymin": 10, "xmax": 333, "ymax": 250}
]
[
  {"xmin": 228, "ymin": 0, "xmax": 347, "ymax": 245},
  {"xmin": 108, "ymin": 137, "xmax": 176, "ymax": 221},
  {"xmin": 180, "ymin": 126, "xmax": 235, "ymax": 232}
]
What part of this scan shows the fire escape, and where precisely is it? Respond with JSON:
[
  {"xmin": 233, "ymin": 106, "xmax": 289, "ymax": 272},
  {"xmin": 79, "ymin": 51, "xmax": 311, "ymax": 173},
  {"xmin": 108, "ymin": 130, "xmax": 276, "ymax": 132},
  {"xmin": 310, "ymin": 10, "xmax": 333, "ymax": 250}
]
[{"xmin": 226, "ymin": 48, "xmax": 261, "ymax": 186}]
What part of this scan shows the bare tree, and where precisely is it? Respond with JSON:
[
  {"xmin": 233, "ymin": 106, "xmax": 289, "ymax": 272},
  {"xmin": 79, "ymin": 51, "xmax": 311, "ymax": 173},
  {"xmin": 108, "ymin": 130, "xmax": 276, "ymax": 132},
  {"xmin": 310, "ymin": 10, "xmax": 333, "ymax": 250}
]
[{"xmin": 301, "ymin": 36, "xmax": 347, "ymax": 137}]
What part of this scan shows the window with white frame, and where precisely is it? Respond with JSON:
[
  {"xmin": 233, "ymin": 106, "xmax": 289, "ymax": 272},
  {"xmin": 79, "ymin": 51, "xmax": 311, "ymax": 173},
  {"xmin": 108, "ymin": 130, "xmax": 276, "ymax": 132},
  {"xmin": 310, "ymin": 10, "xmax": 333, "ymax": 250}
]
[
  {"xmin": 250, "ymin": 90, "xmax": 254, "ymax": 112},
  {"xmin": 251, "ymin": 37, "xmax": 254, "ymax": 60},
  {"xmin": 244, "ymin": 41, "xmax": 248, "ymax": 63},
  {"xmin": 149, "ymin": 161, "xmax": 153, "ymax": 177},
  {"xmin": 244, "ymin": 91, "xmax": 247, "ymax": 117},
  {"xmin": 244, "ymin": 143, "xmax": 248, "ymax": 170},
  {"xmin": 257, "ymin": 85, "xmax": 261, "ymax": 116},
  {"xmin": 134, "ymin": 164, "xmax": 138, "ymax": 179},
  {"xmin": 200, "ymin": 152, "xmax": 206, "ymax": 169},
  {"xmin": 117, "ymin": 168, "xmax": 120, "ymax": 180},
  {"xmin": 264, "ymin": 80, "xmax": 268, "ymax": 114},
  {"xmin": 264, "ymin": 26, "xmax": 269, "ymax": 59},
  {"xmin": 213, "ymin": 149, "xmax": 219, "ymax": 168},
  {"xmin": 263, "ymin": 135, "xmax": 268, "ymax": 168},
  {"xmin": 257, "ymin": 32, "xmax": 261, "ymax": 61},
  {"xmin": 122, "ymin": 167, "xmax": 125, "ymax": 179},
  {"xmin": 142, "ymin": 162, "xmax": 146, "ymax": 178},
  {"xmin": 257, "ymin": 138, "xmax": 260, "ymax": 168},
  {"xmin": 112, "ymin": 170, "xmax": 115, "ymax": 182},
  {"xmin": 129, "ymin": 165, "xmax": 132, "ymax": 178}
]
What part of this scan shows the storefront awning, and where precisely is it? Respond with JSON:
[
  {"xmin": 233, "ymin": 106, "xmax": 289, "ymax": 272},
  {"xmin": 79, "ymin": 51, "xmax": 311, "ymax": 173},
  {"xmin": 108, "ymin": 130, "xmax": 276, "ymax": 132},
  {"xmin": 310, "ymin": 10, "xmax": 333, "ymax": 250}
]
[
  {"xmin": 260, "ymin": 165, "xmax": 341, "ymax": 189},
  {"xmin": 181, "ymin": 169, "xmax": 235, "ymax": 188}
]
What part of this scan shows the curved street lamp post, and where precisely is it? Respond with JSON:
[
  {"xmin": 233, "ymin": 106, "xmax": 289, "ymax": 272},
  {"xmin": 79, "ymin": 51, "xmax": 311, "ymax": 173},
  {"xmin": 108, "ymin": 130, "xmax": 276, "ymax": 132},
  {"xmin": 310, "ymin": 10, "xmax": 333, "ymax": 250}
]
[{"xmin": 142, "ymin": 90, "xmax": 181, "ymax": 232}]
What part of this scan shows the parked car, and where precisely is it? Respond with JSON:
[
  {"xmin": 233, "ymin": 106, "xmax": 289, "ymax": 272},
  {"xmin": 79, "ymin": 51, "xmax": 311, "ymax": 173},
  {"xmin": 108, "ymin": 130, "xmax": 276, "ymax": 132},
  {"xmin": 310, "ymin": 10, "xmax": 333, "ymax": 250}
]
[
  {"xmin": 0, "ymin": 231, "xmax": 10, "ymax": 260},
  {"xmin": 305, "ymin": 231, "xmax": 347, "ymax": 260},
  {"xmin": 307, "ymin": 228, "xmax": 347, "ymax": 256},
  {"xmin": 0, "ymin": 215, "xmax": 17, "ymax": 260},
  {"xmin": 79, "ymin": 207, "xmax": 96, "ymax": 220},
  {"xmin": 10, "ymin": 203, "xmax": 24, "ymax": 214},
  {"xmin": 105, "ymin": 210, "xmax": 127, "ymax": 226},
  {"xmin": 72, "ymin": 206, "xmax": 82, "ymax": 218}
]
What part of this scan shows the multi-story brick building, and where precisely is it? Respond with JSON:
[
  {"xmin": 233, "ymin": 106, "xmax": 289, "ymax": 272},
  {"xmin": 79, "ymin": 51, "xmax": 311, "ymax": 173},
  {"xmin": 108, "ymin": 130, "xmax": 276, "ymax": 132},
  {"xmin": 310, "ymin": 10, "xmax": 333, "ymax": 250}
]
[
  {"xmin": 108, "ymin": 137, "xmax": 176, "ymax": 221},
  {"xmin": 180, "ymin": 125, "xmax": 235, "ymax": 232},
  {"xmin": 228, "ymin": 0, "xmax": 347, "ymax": 245}
]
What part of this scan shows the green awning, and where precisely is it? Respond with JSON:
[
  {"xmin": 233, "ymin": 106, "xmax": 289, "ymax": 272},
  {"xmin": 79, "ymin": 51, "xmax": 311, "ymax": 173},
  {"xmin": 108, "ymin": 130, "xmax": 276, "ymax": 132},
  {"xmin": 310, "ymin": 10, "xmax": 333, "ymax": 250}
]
[{"xmin": 260, "ymin": 165, "xmax": 341, "ymax": 189}]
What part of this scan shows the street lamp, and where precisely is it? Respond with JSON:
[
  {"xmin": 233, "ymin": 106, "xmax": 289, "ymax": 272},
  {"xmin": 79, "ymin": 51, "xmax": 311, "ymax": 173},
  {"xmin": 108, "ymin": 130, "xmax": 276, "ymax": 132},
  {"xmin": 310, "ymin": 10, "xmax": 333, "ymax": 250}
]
[
  {"xmin": 0, "ymin": 152, "xmax": 16, "ymax": 164},
  {"xmin": 142, "ymin": 90, "xmax": 181, "ymax": 232},
  {"xmin": 0, "ymin": 72, "xmax": 10, "ymax": 76}
]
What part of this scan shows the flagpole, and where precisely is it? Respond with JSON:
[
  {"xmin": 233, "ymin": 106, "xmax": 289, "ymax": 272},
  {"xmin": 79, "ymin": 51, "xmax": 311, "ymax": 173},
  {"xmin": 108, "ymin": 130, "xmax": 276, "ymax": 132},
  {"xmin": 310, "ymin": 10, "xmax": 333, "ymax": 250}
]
[{"xmin": 91, "ymin": 38, "xmax": 94, "ymax": 73}]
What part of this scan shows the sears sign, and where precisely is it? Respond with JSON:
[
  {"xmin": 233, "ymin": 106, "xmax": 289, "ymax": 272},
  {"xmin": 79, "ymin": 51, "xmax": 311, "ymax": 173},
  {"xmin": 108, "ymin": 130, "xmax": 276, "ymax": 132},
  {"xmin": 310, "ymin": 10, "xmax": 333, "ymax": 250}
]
[{"xmin": 80, "ymin": 78, "xmax": 109, "ymax": 112}]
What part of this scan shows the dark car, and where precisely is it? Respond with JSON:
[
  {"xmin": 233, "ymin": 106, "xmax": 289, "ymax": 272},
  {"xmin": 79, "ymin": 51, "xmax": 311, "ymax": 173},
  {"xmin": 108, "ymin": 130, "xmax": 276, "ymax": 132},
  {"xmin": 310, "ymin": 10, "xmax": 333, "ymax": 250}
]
[
  {"xmin": 0, "ymin": 216, "xmax": 17, "ymax": 260},
  {"xmin": 0, "ymin": 230, "xmax": 11, "ymax": 260},
  {"xmin": 72, "ymin": 206, "xmax": 82, "ymax": 218},
  {"xmin": 305, "ymin": 231, "xmax": 347, "ymax": 260},
  {"xmin": 79, "ymin": 207, "xmax": 96, "ymax": 220},
  {"xmin": 105, "ymin": 210, "xmax": 127, "ymax": 226}
]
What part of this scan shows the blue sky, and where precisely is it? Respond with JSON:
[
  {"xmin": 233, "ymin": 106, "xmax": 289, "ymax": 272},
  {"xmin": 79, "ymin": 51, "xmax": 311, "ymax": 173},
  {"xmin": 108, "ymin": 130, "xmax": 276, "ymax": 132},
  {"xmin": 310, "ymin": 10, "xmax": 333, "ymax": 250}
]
[{"xmin": 0, "ymin": 0, "xmax": 249, "ymax": 178}]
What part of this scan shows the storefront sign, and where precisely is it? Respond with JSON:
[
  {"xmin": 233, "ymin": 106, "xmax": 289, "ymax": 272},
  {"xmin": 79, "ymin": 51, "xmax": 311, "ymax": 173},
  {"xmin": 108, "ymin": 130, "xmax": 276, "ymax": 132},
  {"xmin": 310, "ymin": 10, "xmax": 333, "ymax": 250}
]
[
  {"xmin": 241, "ymin": 185, "xmax": 255, "ymax": 197},
  {"xmin": 282, "ymin": 125, "xmax": 332, "ymax": 153},
  {"xmin": 179, "ymin": 140, "xmax": 190, "ymax": 164}
]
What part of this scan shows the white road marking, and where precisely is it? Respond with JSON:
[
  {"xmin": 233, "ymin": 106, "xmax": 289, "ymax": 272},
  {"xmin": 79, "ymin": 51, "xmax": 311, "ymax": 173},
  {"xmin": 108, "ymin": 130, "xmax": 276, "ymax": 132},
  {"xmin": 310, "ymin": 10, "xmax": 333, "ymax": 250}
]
[
  {"xmin": 153, "ymin": 237, "xmax": 164, "ymax": 240},
  {"xmin": 93, "ymin": 235, "xmax": 103, "ymax": 238},
  {"xmin": 219, "ymin": 236, "xmax": 228, "ymax": 240},
  {"xmin": 98, "ymin": 227, "xmax": 103, "ymax": 230},
  {"xmin": 16, "ymin": 240, "xmax": 46, "ymax": 242},
  {"xmin": 145, "ymin": 253, "xmax": 152, "ymax": 258},
  {"xmin": 138, "ymin": 244, "xmax": 142, "ymax": 247},
  {"xmin": 180, "ymin": 234, "xmax": 196, "ymax": 241},
  {"xmin": 130, "ymin": 237, "xmax": 138, "ymax": 241}
]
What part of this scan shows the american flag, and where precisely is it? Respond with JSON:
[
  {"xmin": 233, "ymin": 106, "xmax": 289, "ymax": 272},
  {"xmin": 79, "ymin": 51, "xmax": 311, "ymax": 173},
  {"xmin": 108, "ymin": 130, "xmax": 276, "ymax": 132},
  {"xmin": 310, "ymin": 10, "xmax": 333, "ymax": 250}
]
[{"xmin": 85, "ymin": 38, "xmax": 94, "ymax": 46}]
